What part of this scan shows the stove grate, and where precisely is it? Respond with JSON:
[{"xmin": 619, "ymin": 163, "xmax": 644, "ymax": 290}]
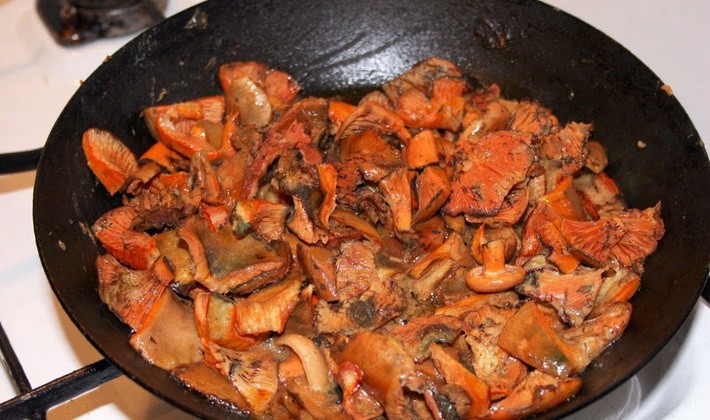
[{"xmin": 0, "ymin": 322, "xmax": 121, "ymax": 420}]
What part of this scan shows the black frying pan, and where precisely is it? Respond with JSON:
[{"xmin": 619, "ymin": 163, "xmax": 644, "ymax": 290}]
[{"xmin": 30, "ymin": 0, "xmax": 710, "ymax": 418}]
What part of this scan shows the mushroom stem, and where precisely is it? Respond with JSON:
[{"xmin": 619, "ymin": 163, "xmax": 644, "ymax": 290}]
[
  {"xmin": 275, "ymin": 334, "xmax": 331, "ymax": 393},
  {"xmin": 466, "ymin": 239, "xmax": 525, "ymax": 293},
  {"xmin": 482, "ymin": 239, "xmax": 506, "ymax": 273}
]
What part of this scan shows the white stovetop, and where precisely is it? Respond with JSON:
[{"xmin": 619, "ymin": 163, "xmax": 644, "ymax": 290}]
[{"xmin": 0, "ymin": 0, "xmax": 708, "ymax": 418}]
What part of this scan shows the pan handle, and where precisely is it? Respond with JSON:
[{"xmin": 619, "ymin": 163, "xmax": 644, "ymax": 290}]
[{"xmin": 0, "ymin": 148, "xmax": 43, "ymax": 175}]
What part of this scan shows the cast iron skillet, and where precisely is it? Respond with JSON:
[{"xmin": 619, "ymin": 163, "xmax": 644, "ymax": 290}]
[{"xmin": 32, "ymin": 0, "xmax": 710, "ymax": 418}]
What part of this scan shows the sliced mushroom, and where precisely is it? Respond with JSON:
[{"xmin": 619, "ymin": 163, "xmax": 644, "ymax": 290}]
[
  {"xmin": 538, "ymin": 122, "xmax": 592, "ymax": 178},
  {"xmin": 409, "ymin": 232, "xmax": 467, "ymax": 279},
  {"xmin": 413, "ymin": 165, "xmax": 452, "ymax": 224},
  {"xmin": 465, "ymin": 187, "xmax": 529, "ymax": 227},
  {"xmin": 314, "ymin": 278, "xmax": 407, "ymax": 335},
  {"xmin": 275, "ymin": 334, "xmax": 332, "ymax": 393},
  {"xmin": 516, "ymin": 267, "xmax": 604, "ymax": 327},
  {"xmin": 443, "ymin": 130, "xmax": 534, "ymax": 217},
  {"xmin": 435, "ymin": 291, "xmax": 519, "ymax": 319},
  {"xmin": 329, "ymin": 208, "xmax": 384, "ymax": 249},
  {"xmin": 507, "ymin": 100, "xmax": 559, "ymax": 139},
  {"xmin": 332, "ymin": 331, "xmax": 419, "ymax": 419},
  {"xmin": 336, "ymin": 241, "xmax": 378, "ymax": 301},
  {"xmin": 174, "ymin": 362, "xmax": 249, "ymax": 412},
  {"xmin": 378, "ymin": 168, "xmax": 413, "ymax": 233},
  {"xmin": 232, "ymin": 198, "xmax": 289, "ymax": 241},
  {"xmin": 497, "ymin": 301, "xmax": 590, "ymax": 378},
  {"xmin": 316, "ymin": 163, "xmax": 338, "ymax": 228},
  {"xmin": 608, "ymin": 203, "xmax": 665, "ymax": 269},
  {"xmin": 589, "ymin": 265, "xmax": 640, "ymax": 317},
  {"xmin": 138, "ymin": 141, "xmax": 186, "ymax": 173},
  {"xmin": 215, "ymin": 346, "xmax": 279, "ymax": 415},
  {"xmin": 189, "ymin": 150, "xmax": 223, "ymax": 205},
  {"xmin": 406, "ymin": 130, "xmax": 442, "ymax": 169},
  {"xmin": 573, "ymin": 171, "xmax": 626, "ymax": 217},
  {"xmin": 429, "ymin": 343, "xmax": 490, "ymax": 418},
  {"xmin": 297, "ymin": 243, "xmax": 339, "ymax": 302},
  {"xmin": 383, "ymin": 57, "xmax": 466, "ymax": 131},
  {"xmin": 218, "ymin": 61, "xmax": 300, "ymax": 113},
  {"xmin": 92, "ymin": 205, "xmax": 160, "ymax": 271},
  {"xmin": 336, "ymin": 361, "xmax": 384, "ymax": 420},
  {"xmin": 243, "ymin": 97, "xmax": 328, "ymax": 197},
  {"xmin": 82, "ymin": 128, "xmax": 138, "ymax": 195},
  {"xmin": 226, "ymin": 76, "xmax": 272, "ymax": 127},
  {"xmin": 154, "ymin": 229, "xmax": 194, "ymax": 289},
  {"xmin": 96, "ymin": 254, "xmax": 171, "ymax": 331},
  {"xmin": 560, "ymin": 301, "xmax": 632, "ymax": 361},
  {"xmin": 487, "ymin": 370, "xmax": 582, "ymax": 419},
  {"xmin": 459, "ymin": 100, "xmax": 511, "ymax": 142},
  {"xmin": 129, "ymin": 289, "xmax": 203, "ymax": 370},
  {"xmin": 389, "ymin": 315, "xmax": 464, "ymax": 362},
  {"xmin": 179, "ymin": 217, "xmax": 290, "ymax": 294},
  {"xmin": 335, "ymin": 102, "xmax": 411, "ymax": 145},
  {"xmin": 517, "ymin": 202, "xmax": 580, "ymax": 273},
  {"xmin": 125, "ymin": 171, "xmax": 201, "ymax": 231},
  {"xmin": 233, "ymin": 274, "xmax": 302, "ymax": 335},
  {"xmin": 584, "ymin": 140, "xmax": 608, "ymax": 173},
  {"xmin": 191, "ymin": 289, "xmax": 265, "ymax": 351},
  {"xmin": 143, "ymin": 96, "xmax": 224, "ymax": 157},
  {"xmin": 463, "ymin": 303, "xmax": 528, "ymax": 401},
  {"xmin": 559, "ymin": 217, "xmax": 624, "ymax": 267}
]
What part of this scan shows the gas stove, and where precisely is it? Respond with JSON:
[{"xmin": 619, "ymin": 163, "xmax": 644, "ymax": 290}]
[{"xmin": 0, "ymin": 0, "xmax": 708, "ymax": 418}]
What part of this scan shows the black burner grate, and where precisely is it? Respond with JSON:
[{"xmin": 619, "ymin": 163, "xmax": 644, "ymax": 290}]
[{"xmin": 0, "ymin": 322, "xmax": 121, "ymax": 420}]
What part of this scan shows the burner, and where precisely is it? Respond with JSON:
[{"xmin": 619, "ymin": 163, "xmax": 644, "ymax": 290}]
[{"xmin": 36, "ymin": 0, "xmax": 167, "ymax": 46}]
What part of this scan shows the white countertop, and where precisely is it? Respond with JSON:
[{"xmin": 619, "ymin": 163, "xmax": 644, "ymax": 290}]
[{"xmin": 0, "ymin": 0, "xmax": 708, "ymax": 418}]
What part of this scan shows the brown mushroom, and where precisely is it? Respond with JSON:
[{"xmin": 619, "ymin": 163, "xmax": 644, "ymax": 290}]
[
  {"xmin": 233, "ymin": 274, "xmax": 302, "ymax": 335},
  {"xmin": 560, "ymin": 301, "xmax": 632, "ymax": 361},
  {"xmin": 191, "ymin": 289, "xmax": 265, "ymax": 351},
  {"xmin": 378, "ymin": 168, "xmax": 413, "ymax": 233},
  {"xmin": 487, "ymin": 370, "xmax": 582, "ymax": 419},
  {"xmin": 179, "ymin": 217, "xmax": 290, "ymax": 294},
  {"xmin": 226, "ymin": 76, "xmax": 272, "ymax": 127},
  {"xmin": 331, "ymin": 331, "xmax": 418, "ymax": 419},
  {"xmin": 516, "ymin": 267, "xmax": 604, "ymax": 327},
  {"xmin": 466, "ymin": 240, "xmax": 525, "ymax": 293},
  {"xmin": 497, "ymin": 301, "xmax": 590, "ymax": 378},
  {"xmin": 463, "ymin": 304, "xmax": 528, "ymax": 401},
  {"xmin": 297, "ymin": 243, "xmax": 339, "ymax": 302},
  {"xmin": 336, "ymin": 361, "xmax": 384, "ymax": 419},
  {"xmin": 129, "ymin": 289, "xmax": 203, "ymax": 370},
  {"xmin": 429, "ymin": 343, "xmax": 490, "ymax": 418},
  {"xmin": 275, "ymin": 334, "xmax": 331, "ymax": 393},
  {"xmin": 232, "ymin": 198, "xmax": 289, "ymax": 241},
  {"xmin": 214, "ymin": 345, "xmax": 279, "ymax": 415},
  {"xmin": 390, "ymin": 315, "xmax": 464, "ymax": 362}
]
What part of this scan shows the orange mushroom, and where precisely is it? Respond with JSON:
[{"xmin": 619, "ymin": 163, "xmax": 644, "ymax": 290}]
[{"xmin": 466, "ymin": 239, "xmax": 525, "ymax": 293}]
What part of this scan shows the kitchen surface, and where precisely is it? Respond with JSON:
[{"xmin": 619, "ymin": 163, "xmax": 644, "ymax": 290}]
[{"xmin": 1, "ymin": 0, "xmax": 708, "ymax": 418}]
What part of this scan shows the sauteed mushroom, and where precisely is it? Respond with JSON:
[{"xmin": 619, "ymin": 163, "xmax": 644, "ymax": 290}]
[{"xmin": 82, "ymin": 58, "xmax": 665, "ymax": 419}]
